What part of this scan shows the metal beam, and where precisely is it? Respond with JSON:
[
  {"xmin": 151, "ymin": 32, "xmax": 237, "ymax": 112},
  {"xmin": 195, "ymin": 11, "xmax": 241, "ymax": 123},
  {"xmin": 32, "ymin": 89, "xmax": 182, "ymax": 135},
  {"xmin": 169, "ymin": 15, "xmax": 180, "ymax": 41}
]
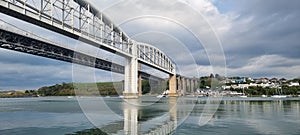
[{"xmin": 0, "ymin": 27, "xmax": 125, "ymax": 73}]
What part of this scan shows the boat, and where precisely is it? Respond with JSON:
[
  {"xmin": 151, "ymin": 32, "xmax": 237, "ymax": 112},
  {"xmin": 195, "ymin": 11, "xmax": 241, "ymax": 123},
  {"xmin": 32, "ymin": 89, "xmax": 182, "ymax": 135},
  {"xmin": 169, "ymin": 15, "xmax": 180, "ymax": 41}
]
[
  {"xmin": 239, "ymin": 95, "xmax": 247, "ymax": 98},
  {"xmin": 271, "ymin": 88, "xmax": 287, "ymax": 98},
  {"xmin": 262, "ymin": 95, "xmax": 267, "ymax": 98},
  {"xmin": 271, "ymin": 95, "xmax": 287, "ymax": 98},
  {"xmin": 156, "ymin": 94, "xmax": 167, "ymax": 98},
  {"xmin": 239, "ymin": 89, "xmax": 247, "ymax": 98},
  {"xmin": 157, "ymin": 90, "xmax": 168, "ymax": 98}
]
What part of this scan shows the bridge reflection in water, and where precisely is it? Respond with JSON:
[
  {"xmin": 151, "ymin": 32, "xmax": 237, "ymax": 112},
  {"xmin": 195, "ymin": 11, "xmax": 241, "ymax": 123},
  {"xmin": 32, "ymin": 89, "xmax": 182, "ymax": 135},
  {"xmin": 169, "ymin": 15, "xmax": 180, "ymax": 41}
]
[{"xmin": 69, "ymin": 97, "xmax": 193, "ymax": 135}]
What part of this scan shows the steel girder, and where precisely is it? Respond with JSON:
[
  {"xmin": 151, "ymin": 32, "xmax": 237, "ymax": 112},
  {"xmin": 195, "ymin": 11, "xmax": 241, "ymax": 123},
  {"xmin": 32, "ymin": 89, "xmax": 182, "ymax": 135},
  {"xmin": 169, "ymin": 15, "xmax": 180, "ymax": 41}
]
[{"xmin": 0, "ymin": 27, "xmax": 125, "ymax": 73}]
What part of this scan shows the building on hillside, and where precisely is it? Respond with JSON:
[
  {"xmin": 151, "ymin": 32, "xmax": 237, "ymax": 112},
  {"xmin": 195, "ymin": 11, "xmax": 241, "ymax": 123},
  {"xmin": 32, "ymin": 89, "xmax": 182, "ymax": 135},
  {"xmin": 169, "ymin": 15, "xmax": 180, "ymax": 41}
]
[
  {"xmin": 249, "ymin": 83, "xmax": 258, "ymax": 87},
  {"xmin": 270, "ymin": 78, "xmax": 278, "ymax": 83},
  {"xmin": 279, "ymin": 78, "xmax": 287, "ymax": 84},
  {"xmin": 289, "ymin": 82, "xmax": 300, "ymax": 87},
  {"xmin": 269, "ymin": 83, "xmax": 280, "ymax": 88},
  {"xmin": 257, "ymin": 83, "xmax": 271, "ymax": 88},
  {"xmin": 238, "ymin": 84, "xmax": 249, "ymax": 89},
  {"xmin": 222, "ymin": 85, "xmax": 231, "ymax": 90},
  {"xmin": 235, "ymin": 78, "xmax": 246, "ymax": 84}
]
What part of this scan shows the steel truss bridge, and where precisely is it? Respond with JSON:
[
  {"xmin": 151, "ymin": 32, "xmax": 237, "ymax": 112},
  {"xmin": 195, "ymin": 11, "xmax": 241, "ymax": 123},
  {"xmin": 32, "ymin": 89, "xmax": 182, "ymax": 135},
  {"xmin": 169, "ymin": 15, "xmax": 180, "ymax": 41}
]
[{"xmin": 0, "ymin": 0, "xmax": 199, "ymax": 98}]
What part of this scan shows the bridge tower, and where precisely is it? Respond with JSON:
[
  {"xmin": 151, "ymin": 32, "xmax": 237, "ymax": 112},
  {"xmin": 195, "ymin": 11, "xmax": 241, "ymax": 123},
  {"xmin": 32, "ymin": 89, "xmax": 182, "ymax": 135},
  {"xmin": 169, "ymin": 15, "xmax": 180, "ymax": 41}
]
[{"xmin": 123, "ymin": 41, "xmax": 139, "ymax": 99}]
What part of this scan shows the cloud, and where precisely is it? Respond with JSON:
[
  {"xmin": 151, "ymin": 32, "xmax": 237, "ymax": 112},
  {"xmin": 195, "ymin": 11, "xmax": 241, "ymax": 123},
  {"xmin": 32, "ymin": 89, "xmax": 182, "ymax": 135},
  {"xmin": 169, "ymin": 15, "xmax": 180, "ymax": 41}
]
[
  {"xmin": 93, "ymin": 0, "xmax": 226, "ymax": 74},
  {"xmin": 0, "ymin": 61, "xmax": 72, "ymax": 90},
  {"xmin": 0, "ymin": 0, "xmax": 299, "ymax": 90},
  {"xmin": 226, "ymin": 55, "xmax": 300, "ymax": 79}
]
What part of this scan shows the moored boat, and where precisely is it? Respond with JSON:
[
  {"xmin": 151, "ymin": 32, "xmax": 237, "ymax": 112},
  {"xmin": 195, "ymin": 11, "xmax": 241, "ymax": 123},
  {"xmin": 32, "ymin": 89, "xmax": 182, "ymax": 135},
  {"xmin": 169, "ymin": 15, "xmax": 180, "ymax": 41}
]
[{"xmin": 271, "ymin": 95, "xmax": 287, "ymax": 98}]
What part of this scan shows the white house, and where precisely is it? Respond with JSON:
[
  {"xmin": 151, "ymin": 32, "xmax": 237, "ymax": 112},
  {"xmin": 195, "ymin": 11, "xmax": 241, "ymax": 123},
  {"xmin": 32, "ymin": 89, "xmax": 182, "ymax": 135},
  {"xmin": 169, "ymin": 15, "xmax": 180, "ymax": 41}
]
[
  {"xmin": 289, "ymin": 82, "xmax": 300, "ymax": 87},
  {"xmin": 238, "ymin": 84, "xmax": 249, "ymax": 89}
]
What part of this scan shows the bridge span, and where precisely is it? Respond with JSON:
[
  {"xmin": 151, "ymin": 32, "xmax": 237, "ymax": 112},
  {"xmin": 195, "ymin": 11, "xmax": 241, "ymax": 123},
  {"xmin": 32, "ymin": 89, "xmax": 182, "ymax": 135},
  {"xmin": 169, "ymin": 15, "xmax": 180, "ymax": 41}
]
[{"xmin": 0, "ymin": 0, "xmax": 199, "ymax": 98}]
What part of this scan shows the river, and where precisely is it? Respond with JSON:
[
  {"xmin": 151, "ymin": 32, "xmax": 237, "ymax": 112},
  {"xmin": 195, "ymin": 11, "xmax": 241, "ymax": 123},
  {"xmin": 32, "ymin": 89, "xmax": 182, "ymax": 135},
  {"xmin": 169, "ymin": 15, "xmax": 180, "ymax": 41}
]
[{"xmin": 0, "ymin": 97, "xmax": 299, "ymax": 135}]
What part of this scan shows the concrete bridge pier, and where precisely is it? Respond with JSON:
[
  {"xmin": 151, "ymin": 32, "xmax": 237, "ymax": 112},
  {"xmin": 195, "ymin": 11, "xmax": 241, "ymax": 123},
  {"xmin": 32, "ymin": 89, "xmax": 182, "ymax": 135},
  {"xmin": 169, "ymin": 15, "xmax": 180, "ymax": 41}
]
[
  {"xmin": 124, "ymin": 42, "xmax": 139, "ymax": 99},
  {"xmin": 177, "ymin": 76, "xmax": 182, "ymax": 96},
  {"xmin": 138, "ymin": 74, "xmax": 142, "ymax": 96},
  {"xmin": 182, "ymin": 78, "xmax": 186, "ymax": 96},
  {"xmin": 168, "ymin": 74, "xmax": 178, "ymax": 97},
  {"xmin": 191, "ymin": 79, "xmax": 195, "ymax": 94}
]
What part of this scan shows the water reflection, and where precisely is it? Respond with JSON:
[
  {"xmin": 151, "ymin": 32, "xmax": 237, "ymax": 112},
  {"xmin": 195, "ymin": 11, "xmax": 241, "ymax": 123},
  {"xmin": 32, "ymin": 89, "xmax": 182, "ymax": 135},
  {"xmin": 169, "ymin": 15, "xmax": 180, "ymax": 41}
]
[
  {"xmin": 180, "ymin": 98, "xmax": 300, "ymax": 135},
  {"xmin": 121, "ymin": 97, "xmax": 181, "ymax": 134},
  {"xmin": 68, "ymin": 97, "xmax": 194, "ymax": 135},
  {"xmin": 123, "ymin": 99, "xmax": 139, "ymax": 135},
  {"xmin": 68, "ymin": 98, "xmax": 300, "ymax": 135}
]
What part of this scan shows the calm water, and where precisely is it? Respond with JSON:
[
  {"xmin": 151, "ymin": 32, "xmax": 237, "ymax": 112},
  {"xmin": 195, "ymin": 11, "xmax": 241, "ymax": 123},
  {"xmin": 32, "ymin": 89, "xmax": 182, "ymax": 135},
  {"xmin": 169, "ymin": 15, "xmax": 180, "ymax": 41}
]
[{"xmin": 0, "ymin": 97, "xmax": 299, "ymax": 135}]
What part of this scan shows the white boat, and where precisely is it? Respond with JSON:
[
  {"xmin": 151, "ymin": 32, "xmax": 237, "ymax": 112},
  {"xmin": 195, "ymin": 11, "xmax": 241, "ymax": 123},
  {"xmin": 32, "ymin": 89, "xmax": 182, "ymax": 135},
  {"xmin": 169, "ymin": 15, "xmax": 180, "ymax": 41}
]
[
  {"xmin": 156, "ymin": 94, "xmax": 167, "ymax": 98},
  {"xmin": 271, "ymin": 95, "xmax": 287, "ymax": 98},
  {"xmin": 262, "ymin": 95, "xmax": 267, "ymax": 98},
  {"xmin": 157, "ymin": 90, "xmax": 169, "ymax": 98}
]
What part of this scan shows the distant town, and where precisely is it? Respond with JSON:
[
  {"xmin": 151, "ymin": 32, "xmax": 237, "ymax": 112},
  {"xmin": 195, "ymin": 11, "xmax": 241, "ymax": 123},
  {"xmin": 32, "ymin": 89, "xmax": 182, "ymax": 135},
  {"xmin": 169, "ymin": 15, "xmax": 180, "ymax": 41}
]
[{"xmin": 198, "ymin": 74, "xmax": 300, "ymax": 97}]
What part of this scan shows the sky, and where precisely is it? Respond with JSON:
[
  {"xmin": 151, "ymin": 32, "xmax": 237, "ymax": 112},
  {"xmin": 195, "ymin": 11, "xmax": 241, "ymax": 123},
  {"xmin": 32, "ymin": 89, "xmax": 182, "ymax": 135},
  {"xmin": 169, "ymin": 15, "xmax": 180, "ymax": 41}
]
[{"xmin": 0, "ymin": 0, "xmax": 299, "ymax": 90}]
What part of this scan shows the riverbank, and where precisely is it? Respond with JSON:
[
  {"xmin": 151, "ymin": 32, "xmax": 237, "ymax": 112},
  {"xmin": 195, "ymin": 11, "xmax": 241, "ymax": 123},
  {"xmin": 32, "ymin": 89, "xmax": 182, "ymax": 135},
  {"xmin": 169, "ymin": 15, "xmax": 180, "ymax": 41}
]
[{"xmin": 0, "ymin": 90, "xmax": 38, "ymax": 98}]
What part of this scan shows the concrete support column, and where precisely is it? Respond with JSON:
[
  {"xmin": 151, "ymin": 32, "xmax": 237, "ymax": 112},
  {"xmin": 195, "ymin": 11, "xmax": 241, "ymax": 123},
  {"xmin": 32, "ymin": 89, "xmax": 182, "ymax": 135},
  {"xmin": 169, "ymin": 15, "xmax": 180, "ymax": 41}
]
[
  {"xmin": 182, "ymin": 78, "xmax": 186, "ymax": 96},
  {"xmin": 186, "ymin": 79, "xmax": 189, "ymax": 93},
  {"xmin": 169, "ymin": 74, "xmax": 178, "ymax": 97},
  {"xmin": 177, "ymin": 76, "xmax": 182, "ymax": 96},
  {"xmin": 195, "ymin": 80, "xmax": 197, "ymax": 91},
  {"xmin": 191, "ymin": 80, "xmax": 194, "ymax": 94},
  {"xmin": 138, "ymin": 63, "xmax": 142, "ymax": 96},
  {"xmin": 124, "ymin": 41, "xmax": 138, "ymax": 99},
  {"xmin": 138, "ymin": 74, "xmax": 142, "ymax": 96}
]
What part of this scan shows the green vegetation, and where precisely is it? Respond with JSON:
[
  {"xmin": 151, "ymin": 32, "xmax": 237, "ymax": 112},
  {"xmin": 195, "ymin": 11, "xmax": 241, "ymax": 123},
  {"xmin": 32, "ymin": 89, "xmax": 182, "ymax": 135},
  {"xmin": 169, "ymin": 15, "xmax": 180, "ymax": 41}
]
[
  {"xmin": 38, "ymin": 82, "xmax": 75, "ymax": 96},
  {"xmin": 38, "ymin": 82, "xmax": 123, "ymax": 96},
  {"xmin": 37, "ymin": 80, "xmax": 167, "ymax": 96},
  {"xmin": 0, "ymin": 79, "xmax": 168, "ymax": 98},
  {"xmin": 141, "ymin": 80, "xmax": 168, "ymax": 94},
  {"xmin": 0, "ymin": 90, "xmax": 38, "ymax": 98},
  {"xmin": 199, "ymin": 75, "xmax": 224, "ymax": 89},
  {"xmin": 233, "ymin": 86, "xmax": 300, "ymax": 96}
]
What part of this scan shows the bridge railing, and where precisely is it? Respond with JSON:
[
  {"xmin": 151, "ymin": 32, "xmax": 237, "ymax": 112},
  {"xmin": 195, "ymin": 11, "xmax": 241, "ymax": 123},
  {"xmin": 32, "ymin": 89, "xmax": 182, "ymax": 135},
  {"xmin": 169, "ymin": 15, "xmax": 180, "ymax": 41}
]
[
  {"xmin": 0, "ymin": 0, "xmax": 133, "ymax": 56},
  {"xmin": 137, "ymin": 42, "xmax": 175, "ymax": 74}
]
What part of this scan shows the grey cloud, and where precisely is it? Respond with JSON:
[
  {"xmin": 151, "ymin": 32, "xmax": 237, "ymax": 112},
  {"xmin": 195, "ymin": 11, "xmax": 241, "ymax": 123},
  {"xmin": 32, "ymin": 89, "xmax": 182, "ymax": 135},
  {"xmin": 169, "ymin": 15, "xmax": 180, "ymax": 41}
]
[
  {"xmin": 214, "ymin": 0, "xmax": 300, "ymax": 77},
  {"xmin": 0, "ymin": 62, "xmax": 73, "ymax": 90}
]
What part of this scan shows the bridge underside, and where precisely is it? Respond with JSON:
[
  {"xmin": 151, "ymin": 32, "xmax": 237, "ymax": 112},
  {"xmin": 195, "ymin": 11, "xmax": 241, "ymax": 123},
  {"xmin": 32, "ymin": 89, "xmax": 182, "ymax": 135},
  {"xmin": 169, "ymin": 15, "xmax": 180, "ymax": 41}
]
[{"xmin": 0, "ymin": 28, "xmax": 125, "ymax": 73}]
